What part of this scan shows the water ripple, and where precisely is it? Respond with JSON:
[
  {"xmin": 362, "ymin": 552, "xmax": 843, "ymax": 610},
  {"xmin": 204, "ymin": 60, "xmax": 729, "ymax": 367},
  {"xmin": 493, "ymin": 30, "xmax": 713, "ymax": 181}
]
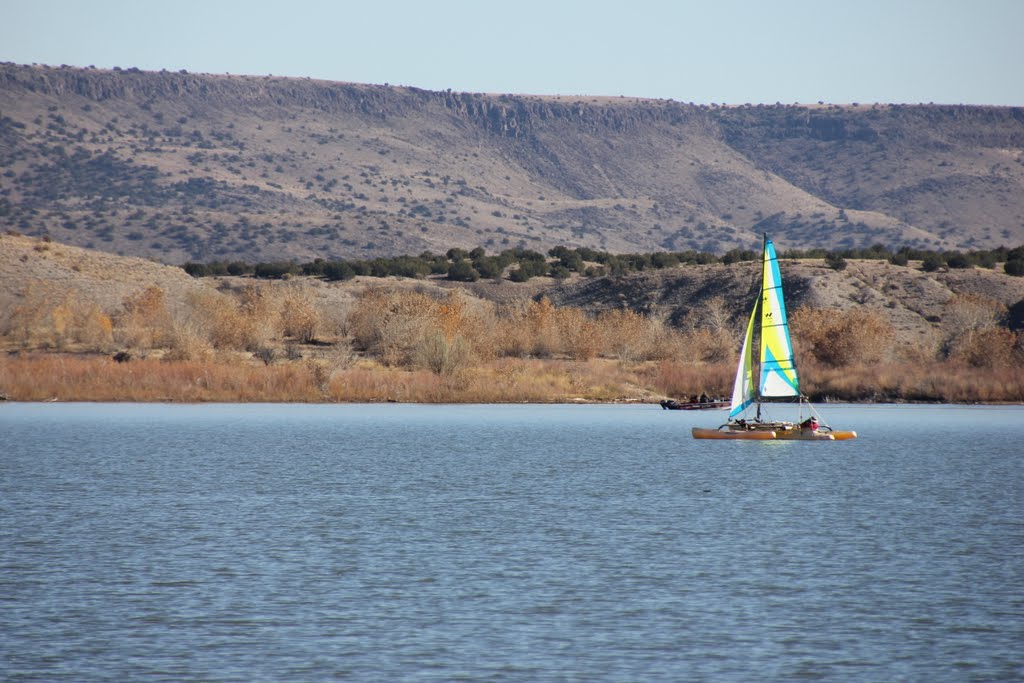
[{"xmin": 1, "ymin": 403, "xmax": 1022, "ymax": 681}]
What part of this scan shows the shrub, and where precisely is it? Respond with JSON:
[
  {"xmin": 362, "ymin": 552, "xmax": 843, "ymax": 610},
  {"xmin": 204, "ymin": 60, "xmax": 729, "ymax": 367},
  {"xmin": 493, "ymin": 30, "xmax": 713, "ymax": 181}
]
[
  {"xmin": 322, "ymin": 260, "xmax": 356, "ymax": 281},
  {"xmin": 278, "ymin": 284, "xmax": 321, "ymax": 343},
  {"xmin": 825, "ymin": 252, "xmax": 847, "ymax": 271},
  {"xmin": 921, "ymin": 253, "xmax": 945, "ymax": 272},
  {"xmin": 557, "ymin": 308, "xmax": 601, "ymax": 360},
  {"xmin": 78, "ymin": 306, "xmax": 114, "ymax": 350},
  {"xmin": 4, "ymin": 281, "xmax": 58, "ymax": 346},
  {"xmin": 948, "ymin": 327, "xmax": 1018, "ymax": 367},
  {"xmin": 941, "ymin": 294, "xmax": 1012, "ymax": 365},
  {"xmin": 1005, "ymin": 259, "xmax": 1024, "ymax": 277},
  {"xmin": 508, "ymin": 267, "xmax": 532, "ymax": 282},
  {"xmin": 186, "ymin": 288, "xmax": 274, "ymax": 351},
  {"xmin": 447, "ymin": 259, "xmax": 480, "ymax": 282},
  {"xmin": 651, "ymin": 252, "xmax": 680, "ymax": 269},
  {"xmin": 227, "ymin": 261, "xmax": 251, "ymax": 276},
  {"xmin": 117, "ymin": 286, "xmax": 174, "ymax": 348},
  {"xmin": 789, "ymin": 307, "xmax": 894, "ymax": 367},
  {"xmin": 348, "ymin": 289, "xmax": 439, "ymax": 366},
  {"xmin": 254, "ymin": 346, "xmax": 278, "ymax": 365},
  {"xmin": 549, "ymin": 264, "xmax": 572, "ymax": 279},
  {"xmin": 596, "ymin": 308, "xmax": 654, "ymax": 361},
  {"xmin": 415, "ymin": 332, "xmax": 472, "ymax": 375},
  {"xmin": 525, "ymin": 297, "xmax": 561, "ymax": 357},
  {"xmin": 164, "ymin": 322, "xmax": 214, "ymax": 361},
  {"xmin": 680, "ymin": 328, "xmax": 734, "ymax": 363},
  {"xmin": 549, "ymin": 246, "xmax": 586, "ymax": 271},
  {"xmin": 943, "ymin": 294, "xmax": 1006, "ymax": 333},
  {"xmin": 473, "ymin": 256, "xmax": 503, "ymax": 280},
  {"xmin": 946, "ymin": 252, "xmax": 971, "ymax": 269}
]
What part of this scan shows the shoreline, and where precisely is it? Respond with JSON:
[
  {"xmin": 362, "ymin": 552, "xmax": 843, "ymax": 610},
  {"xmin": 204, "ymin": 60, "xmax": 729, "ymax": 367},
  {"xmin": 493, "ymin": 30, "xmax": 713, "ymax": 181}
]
[
  {"xmin": 2, "ymin": 400, "xmax": 1022, "ymax": 406},
  {"xmin": 2, "ymin": 352, "xmax": 1022, "ymax": 406}
]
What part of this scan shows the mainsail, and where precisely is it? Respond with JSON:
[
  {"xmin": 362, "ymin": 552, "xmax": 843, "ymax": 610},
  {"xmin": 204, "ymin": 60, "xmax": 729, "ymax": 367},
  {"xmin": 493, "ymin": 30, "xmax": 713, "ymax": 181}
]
[
  {"xmin": 758, "ymin": 238, "xmax": 800, "ymax": 398},
  {"xmin": 727, "ymin": 236, "xmax": 800, "ymax": 419}
]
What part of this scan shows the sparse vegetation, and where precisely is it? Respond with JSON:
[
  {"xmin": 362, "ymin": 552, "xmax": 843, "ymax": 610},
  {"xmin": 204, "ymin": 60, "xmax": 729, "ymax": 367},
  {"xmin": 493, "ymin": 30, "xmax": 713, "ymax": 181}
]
[
  {"xmin": 3, "ymin": 63, "xmax": 1023, "ymax": 267},
  {"xmin": 3, "ymin": 242, "xmax": 1022, "ymax": 404}
]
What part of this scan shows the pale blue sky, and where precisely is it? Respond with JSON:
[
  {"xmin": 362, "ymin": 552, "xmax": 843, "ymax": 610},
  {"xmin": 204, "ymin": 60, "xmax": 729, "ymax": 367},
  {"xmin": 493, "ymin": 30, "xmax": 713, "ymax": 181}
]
[{"xmin": 3, "ymin": 0, "xmax": 1022, "ymax": 105}]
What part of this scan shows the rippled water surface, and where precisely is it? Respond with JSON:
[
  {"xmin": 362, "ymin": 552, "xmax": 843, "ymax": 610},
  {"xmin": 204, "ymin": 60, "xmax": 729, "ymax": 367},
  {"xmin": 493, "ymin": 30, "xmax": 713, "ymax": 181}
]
[{"xmin": 2, "ymin": 403, "xmax": 1022, "ymax": 681}]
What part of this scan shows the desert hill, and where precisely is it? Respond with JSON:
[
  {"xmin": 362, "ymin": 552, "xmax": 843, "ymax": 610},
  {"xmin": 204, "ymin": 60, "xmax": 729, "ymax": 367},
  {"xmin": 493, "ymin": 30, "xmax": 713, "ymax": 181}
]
[{"xmin": 2, "ymin": 63, "xmax": 1024, "ymax": 264}]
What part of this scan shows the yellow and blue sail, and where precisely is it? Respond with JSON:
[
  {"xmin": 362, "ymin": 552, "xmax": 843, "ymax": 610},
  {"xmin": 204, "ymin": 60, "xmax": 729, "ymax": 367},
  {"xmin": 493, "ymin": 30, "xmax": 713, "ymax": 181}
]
[
  {"xmin": 728, "ymin": 236, "xmax": 799, "ymax": 419},
  {"xmin": 758, "ymin": 238, "xmax": 800, "ymax": 397}
]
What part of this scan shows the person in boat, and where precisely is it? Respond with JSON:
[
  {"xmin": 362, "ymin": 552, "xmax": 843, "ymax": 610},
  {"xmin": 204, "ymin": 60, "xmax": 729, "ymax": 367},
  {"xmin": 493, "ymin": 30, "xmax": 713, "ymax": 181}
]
[
  {"xmin": 800, "ymin": 416, "xmax": 819, "ymax": 432},
  {"xmin": 699, "ymin": 392, "xmax": 709, "ymax": 403}
]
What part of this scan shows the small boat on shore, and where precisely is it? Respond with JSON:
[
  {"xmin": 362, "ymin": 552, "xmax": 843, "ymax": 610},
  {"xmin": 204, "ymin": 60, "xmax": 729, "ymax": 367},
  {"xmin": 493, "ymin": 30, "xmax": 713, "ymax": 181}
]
[{"xmin": 692, "ymin": 234, "xmax": 857, "ymax": 441}]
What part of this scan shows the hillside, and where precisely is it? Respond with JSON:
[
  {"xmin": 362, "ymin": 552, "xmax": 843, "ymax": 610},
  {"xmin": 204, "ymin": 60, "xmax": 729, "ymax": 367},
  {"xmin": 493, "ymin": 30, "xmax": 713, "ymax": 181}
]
[
  {"xmin": 546, "ymin": 259, "xmax": 1024, "ymax": 344},
  {"xmin": 4, "ymin": 233, "xmax": 1023, "ymax": 350},
  {"xmin": 2, "ymin": 63, "xmax": 1024, "ymax": 264}
]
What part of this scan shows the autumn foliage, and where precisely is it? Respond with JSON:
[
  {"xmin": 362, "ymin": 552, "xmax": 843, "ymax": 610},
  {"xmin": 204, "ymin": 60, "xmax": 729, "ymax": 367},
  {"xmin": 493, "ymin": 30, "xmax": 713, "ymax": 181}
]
[{"xmin": 2, "ymin": 279, "xmax": 1022, "ymax": 403}]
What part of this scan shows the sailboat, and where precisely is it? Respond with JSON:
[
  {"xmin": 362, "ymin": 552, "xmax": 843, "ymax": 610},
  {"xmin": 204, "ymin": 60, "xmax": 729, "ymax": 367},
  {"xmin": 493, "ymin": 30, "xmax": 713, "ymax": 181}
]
[{"xmin": 692, "ymin": 235, "xmax": 857, "ymax": 441}]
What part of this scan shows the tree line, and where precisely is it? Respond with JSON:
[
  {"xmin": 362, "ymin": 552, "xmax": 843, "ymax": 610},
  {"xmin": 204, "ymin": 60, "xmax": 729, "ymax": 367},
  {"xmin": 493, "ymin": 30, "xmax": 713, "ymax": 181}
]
[{"xmin": 182, "ymin": 243, "xmax": 1024, "ymax": 281}]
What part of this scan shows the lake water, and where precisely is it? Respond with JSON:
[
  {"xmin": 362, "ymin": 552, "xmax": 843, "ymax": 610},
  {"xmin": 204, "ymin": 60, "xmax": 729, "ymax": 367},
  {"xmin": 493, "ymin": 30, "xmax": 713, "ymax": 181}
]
[{"xmin": 1, "ymin": 403, "xmax": 1022, "ymax": 682}]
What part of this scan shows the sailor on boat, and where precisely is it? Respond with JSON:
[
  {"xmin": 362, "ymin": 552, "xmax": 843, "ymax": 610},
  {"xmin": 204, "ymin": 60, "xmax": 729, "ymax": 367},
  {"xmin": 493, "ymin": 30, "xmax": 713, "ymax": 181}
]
[{"xmin": 800, "ymin": 416, "xmax": 819, "ymax": 433}]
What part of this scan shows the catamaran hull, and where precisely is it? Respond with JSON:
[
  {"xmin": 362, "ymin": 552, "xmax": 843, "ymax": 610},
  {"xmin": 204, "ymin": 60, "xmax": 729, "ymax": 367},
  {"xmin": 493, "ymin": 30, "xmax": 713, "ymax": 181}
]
[
  {"xmin": 691, "ymin": 427, "xmax": 777, "ymax": 440},
  {"xmin": 691, "ymin": 427, "xmax": 857, "ymax": 441}
]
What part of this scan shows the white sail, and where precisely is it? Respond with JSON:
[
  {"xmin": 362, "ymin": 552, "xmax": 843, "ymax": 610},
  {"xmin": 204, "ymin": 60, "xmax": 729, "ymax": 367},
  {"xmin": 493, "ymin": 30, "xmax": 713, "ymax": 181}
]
[{"xmin": 728, "ymin": 301, "xmax": 757, "ymax": 419}]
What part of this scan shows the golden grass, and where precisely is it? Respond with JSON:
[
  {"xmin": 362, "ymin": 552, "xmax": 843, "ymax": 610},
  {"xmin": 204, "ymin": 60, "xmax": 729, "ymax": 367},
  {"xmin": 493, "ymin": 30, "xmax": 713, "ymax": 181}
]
[
  {"xmin": 645, "ymin": 360, "xmax": 735, "ymax": 399},
  {"xmin": 0, "ymin": 355, "xmax": 322, "ymax": 402},
  {"xmin": 302, "ymin": 358, "xmax": 662, "ymax": 403},
  {"xmin": 801, "ymin": 360, "xmax": 1024, "ymax": 403},
  {"xmin": 4, "ymin": 352, "xmax": 1020, "ymax": 404},
  {"xmin": 3, "ymin": 280, "xmax": 1022, "ymax": 404},
  {"xmin": 0, "ymin": 354, "xmax": 660, "ymax": 403}
]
